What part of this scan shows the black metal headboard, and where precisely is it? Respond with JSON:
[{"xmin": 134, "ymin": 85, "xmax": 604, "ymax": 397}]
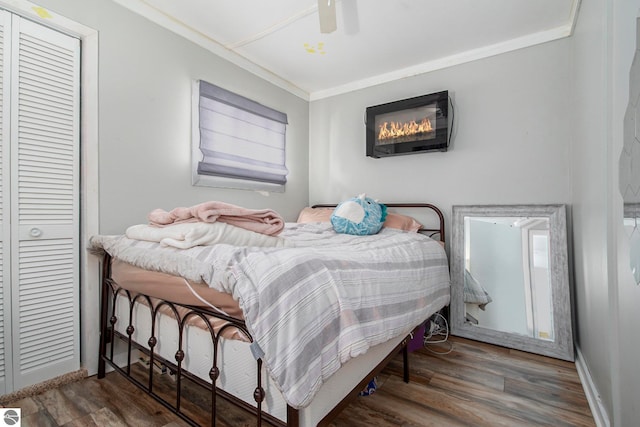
[{"xmin": 311, "ymin": 203, "xmax": 445, "ymax": 243}]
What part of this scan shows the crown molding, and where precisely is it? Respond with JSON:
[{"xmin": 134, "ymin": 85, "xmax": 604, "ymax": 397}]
[
  {"xmin": 113, "ymin": 0, "xmax": 581, "ymax": 103},
  {"xmin": 309, "ymin": 22, "xmax": 577, "ymax": 100}
]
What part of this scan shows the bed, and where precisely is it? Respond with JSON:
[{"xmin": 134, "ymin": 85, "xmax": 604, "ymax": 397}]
[{"xmin": 91, "ymin": 203, "xmax": 450, "ymax": 427}]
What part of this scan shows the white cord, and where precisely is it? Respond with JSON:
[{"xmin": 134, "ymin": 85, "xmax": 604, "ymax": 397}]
[
  {"xmin": 181, "ymin": 278, "xmax": 231, "ymax": 317},
  {"xmin": 424, "ymin": 314, "xmax": 448, "ymax": 343},
  {"xmin": 423, "ymin": 312, "xmax": 454, "ymax": 355}
]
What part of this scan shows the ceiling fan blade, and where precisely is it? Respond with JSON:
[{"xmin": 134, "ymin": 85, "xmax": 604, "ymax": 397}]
[{"xmin": 318, "ymin": 0, "xmax": 337, "ymax": 33}]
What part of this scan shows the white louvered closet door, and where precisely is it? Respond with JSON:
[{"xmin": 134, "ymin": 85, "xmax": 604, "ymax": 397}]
[
  {"xmin": 0, "ymin": 10, "xmax": 10, "ymax": 396},
  {"xmin": 0, "ymin": 12, "xmax": 80, "ymax": 393}
]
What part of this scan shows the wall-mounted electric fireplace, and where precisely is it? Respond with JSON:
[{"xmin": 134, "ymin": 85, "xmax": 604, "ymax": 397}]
[{"xmin": 366, "ymin": 90, "xmax": 451, "ymax": 158}]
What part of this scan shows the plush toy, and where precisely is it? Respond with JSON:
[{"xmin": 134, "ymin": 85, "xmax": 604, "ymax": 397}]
[{"xmin": 331, "ymin": 194, "xmax": 387, "ymax": 235}]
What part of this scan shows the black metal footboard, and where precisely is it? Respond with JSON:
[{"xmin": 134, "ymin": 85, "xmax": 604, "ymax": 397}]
[
  {"xmin": 97, "ymin": 252, "xmax": 412, "ymax": 427},
  {"xmin": 97, "ymin": 252, "xmax": 299, "ymax": 427}
]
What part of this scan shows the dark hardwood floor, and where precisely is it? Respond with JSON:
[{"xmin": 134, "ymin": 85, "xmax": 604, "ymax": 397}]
[{"xmin": 2, "ymin": 335, "xmax": 595, "ymax": 426}]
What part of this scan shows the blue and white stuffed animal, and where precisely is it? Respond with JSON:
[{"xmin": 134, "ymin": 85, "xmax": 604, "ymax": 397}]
[{"xmin": 331, "ymin": 194, "xmax": 387, "ymax": 235}]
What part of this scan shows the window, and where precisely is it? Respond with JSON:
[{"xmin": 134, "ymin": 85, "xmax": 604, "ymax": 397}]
[{"xmin": 192, "ymin": 80, "xmax": 288, "ymax": 191}]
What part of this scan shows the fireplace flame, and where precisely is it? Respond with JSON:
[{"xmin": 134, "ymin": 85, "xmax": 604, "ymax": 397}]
[{"xmin": 378, "ymin": 118, "xmax": 433, "ymax": 141}]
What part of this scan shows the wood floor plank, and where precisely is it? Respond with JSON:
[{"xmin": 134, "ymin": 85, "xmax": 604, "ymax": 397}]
[
  {"xmin": 333, "ymin": 383, "xmax": 471, "ymax": 427},
  {"xmin": 504, "ymin": 376, "xmax": 593, "ymax": 418},
  {"xmin": 62, "ymin": 412, "xmax": 101, "ymax": 427},
  {"xmin": 1, "ymin": 335, "xmax": 595, "ymax": 426},
  {"xmin": 329, "ymin": 400, "xmax": 409, "ymax": 427},
  {"xmin": 22, "ymin": 408, "xmax": 59, "ymax": 427},
  {"xmin": 89, "ymin": 407, "xmax": 130, "ymax": 427},
  {"xmin": 127, "ymin": 363, "xmax": 279, "ymax": 427},
  {"xmin": 425, "ymin": 339, "xmax": 583, "ymax": 391},
  {"xmin": 380, "ymin": 374, "xmax": 528, "ymax": 427},
  {"xmin": 35, "ymin": 388, "xmax": 91, "ymax": 425},
  {"xmin": 85, "ymin": 372, "xmax": 181, "ymax": 426},
  {"xmin": 59, "ymin": 380, "xmax": 104, "ymax": 418},
  {"xmin": 509, "ymin": 347, "xmax": 578, "ymax": 368},
  {"xmin": 406, "ymin": 348, "xmax": 506, "ymax": 392},
  {"xmin": 428, "ymin": 373, "xmax": 595, "ymax": 427},
  {"xmin": 4, "ymin": 396, "xmax": 41, "ymax": 417}
]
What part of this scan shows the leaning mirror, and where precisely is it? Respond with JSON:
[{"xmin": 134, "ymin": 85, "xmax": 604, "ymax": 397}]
[
  {"xmin": 620, "ymin": 16, "xmax": 640, "ymax": 285},
  {"xmin": 450, "ymin": 205, "xmax": 574, "ymax": 361}
]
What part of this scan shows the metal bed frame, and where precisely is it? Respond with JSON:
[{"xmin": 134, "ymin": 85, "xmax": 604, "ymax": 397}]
[{"xmin": 97, "ymin": 203, "xmax": 446, "ymax": 426}]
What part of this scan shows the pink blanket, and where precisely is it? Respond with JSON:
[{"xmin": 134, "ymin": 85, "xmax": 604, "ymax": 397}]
[{"xmin": 148, "ymin": 201, "xmax": 285, "ymax": 236}]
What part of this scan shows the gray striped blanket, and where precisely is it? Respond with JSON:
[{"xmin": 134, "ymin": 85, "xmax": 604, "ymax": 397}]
[{"xmin": 91, "ymin": 222, "xmax": 450, "ymax": 409}]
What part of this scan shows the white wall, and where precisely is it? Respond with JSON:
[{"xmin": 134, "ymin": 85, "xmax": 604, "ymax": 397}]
[
  {"xmin": 611, "ymin": 1, "xmax": 640, "ymax": 425},
  {"xmin": 572, "ymin": 0, "xmax": 640, "ymax": 424},
  {"xmin": 36, "ymin": 0, "xmax": 310, "ymax": 233},
  {"xmin": 309, "ymin": 39, "xmax": 573, "ymax": 252},
  {"xmin": 571, "ymin": 0, "xmax": 614, "ymax": 421}
]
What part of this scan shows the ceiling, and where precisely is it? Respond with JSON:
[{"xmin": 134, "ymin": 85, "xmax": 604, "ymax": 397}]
[{"xmin": 113, "ymin": 0, "xmax": 580, "ymax": 100}]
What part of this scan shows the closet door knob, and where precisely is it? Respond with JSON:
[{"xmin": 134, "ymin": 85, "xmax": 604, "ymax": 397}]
[{"xmin": 29, "ymin": 227, "xmax": 42, "ymax": 238}]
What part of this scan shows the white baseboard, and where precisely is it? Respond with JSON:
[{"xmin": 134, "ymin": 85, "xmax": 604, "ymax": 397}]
[{"xmin": 575, "ymin": 346, "xmax": 611, "ymax": 427}]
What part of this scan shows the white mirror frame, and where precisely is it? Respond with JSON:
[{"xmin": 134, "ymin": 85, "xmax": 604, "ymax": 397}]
[{"xmin": 450, "ymin": 204, "xmax": 575, "ymax": 361}]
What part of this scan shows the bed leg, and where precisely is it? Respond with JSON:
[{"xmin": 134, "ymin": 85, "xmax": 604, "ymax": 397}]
[
  {"xmin": 98, "ymin": 253, "xmax": 112, "ymax": 379},
  {"xmin": 254, "ymin": 358, "xmax": 265, "ymax": 427},
  {"xmin": 286, "ymin": 406, "xmax": 299, "ymax": 427},
  {"xmin": 402, "ymin": 340, "xmax": 409, "ymax": 383}
]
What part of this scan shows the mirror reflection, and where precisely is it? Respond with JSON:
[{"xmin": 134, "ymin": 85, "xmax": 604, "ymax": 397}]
[
  {"xmin": 450, "ymin": 205, "xmax": 574, "ymax": 361},
  {"xmin": 463, "ymin": 216, "xmax": 554, "ymax": 341},
  {"xmin": 620, "ymin": 16, "xmax": 640, "ymax": 285},
  {"xmin": 623, "ymin": 204, "xmax": 640, "ymax": 284}
]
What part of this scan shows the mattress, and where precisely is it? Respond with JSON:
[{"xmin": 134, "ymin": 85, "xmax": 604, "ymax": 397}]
[
  {"xmin": 111, "ymin": 259, "xmax": 246, "ymax": 340},
  {"xmin": 111, "ymin": 259, "xmax": 243, "ymax": 316}
]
